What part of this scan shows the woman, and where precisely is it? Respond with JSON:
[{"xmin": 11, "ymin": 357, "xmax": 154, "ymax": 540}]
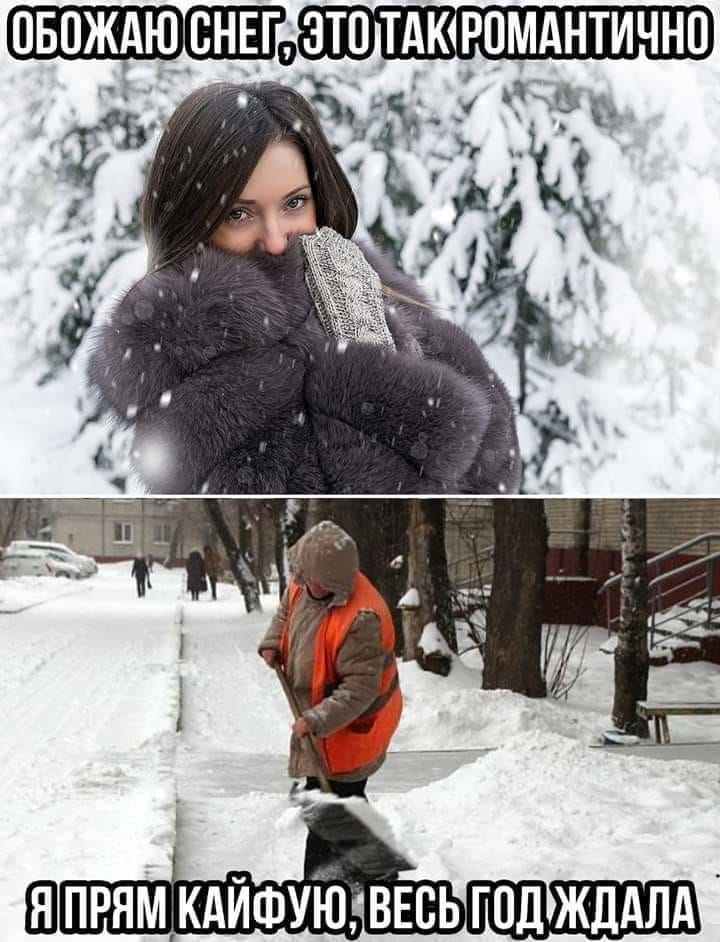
[
  {"xmin": 87, "ymin": 81, "xmax": 520, "ymax": 494},
  {"xmin": 186, "ymin": 550, "xmax": 206, "ymax": 601},
  {"xmin": 258, "ymin": 520, "xmax": 402, "ymax": 885}
]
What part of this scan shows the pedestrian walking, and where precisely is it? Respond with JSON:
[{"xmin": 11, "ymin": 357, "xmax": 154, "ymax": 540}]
[
  {"xmin": 131, "ymin": 555, "xmax": 149, "ymax": 598},
  {"xmin": 203, "ymin": 544, "xmax": 221, "ymax": 601},
  {"xmin": 186, "ymin": 550, "xmax": 207, "ymax": 602},
  {"xmin": 258, "ymin": 520, "xmax": 402, "ymax": 887}
]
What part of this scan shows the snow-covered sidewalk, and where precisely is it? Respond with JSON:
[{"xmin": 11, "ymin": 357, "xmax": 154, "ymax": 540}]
[{"xmin": 0, "ymin": 563, "xmax": 181, "ymax": 942}]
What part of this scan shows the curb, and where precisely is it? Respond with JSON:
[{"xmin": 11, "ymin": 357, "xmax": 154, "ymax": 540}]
[{"xmin": 139, "ymin": 598, "xmax": 183, "ymax": 942}]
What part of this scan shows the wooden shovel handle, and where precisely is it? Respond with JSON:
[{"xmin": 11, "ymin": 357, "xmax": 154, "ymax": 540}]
[{"xmin": 273, "ymin": 663, "xmax": 332, "ymax": 793}]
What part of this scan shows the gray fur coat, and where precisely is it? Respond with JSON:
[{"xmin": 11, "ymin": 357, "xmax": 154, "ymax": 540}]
[{"xmin": 86, "ymin": 234, "xmax": 520, "ymax": 494}]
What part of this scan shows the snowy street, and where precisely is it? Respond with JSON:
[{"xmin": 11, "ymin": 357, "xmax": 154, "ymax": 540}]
[{"xmin": 2, "ymin": 564, "xmax": 720, "ymax": 940}]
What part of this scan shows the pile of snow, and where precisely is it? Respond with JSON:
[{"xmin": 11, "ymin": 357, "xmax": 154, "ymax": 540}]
[
  {"xmin": 0, "ymin": 575, "xmax": 91, "ymax": 612},
  {"xmin": 372, "ymin": 730, "xmax": 720, "ymax": 934},
  {"xmin": 395, "ymin": 657, "xmax": 596, "ymax": 749},
  {"xmin": 240, "ymin": 730, "xmax": 720, "ymax": 938},
  {"xmin": 418, "ymin": 622, "xmax": 453, "ymax": 656},
  {"xmin": 395, "ymin": 624, "xmax": 720, "ymax": 749}
]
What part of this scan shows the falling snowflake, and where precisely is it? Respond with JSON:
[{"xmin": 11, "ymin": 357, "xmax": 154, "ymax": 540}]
[
  {"xmin": 190, "ymin": 268, "xmax": 200, "ymax": 283},
  {"xmin": 160, "ymin": 390, "xmax": 172, "ymax": 408},
  {"xmin": 126, "ymin": 404, "xmax": 138, "ymax": 419}
]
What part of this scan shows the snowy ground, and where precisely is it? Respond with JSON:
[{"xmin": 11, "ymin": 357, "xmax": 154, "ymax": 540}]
[
  {"xmin": 2, "ymin": 565, "xmax": 719, "ymax": 940},
  {"xmin": 0, "ymin": 563, "xmax": 180, "ymax": 940},
  {"xmin": 0, "ymin": 573, "xmax": 93, "ymax": 612}
]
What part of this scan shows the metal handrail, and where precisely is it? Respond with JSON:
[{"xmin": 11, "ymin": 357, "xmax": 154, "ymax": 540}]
[
  {"xmin": 649, "ymin": 552, "xmax": 720, "ymax": 591},
  {"xmin": 647, "ymin": 532, "xmax": 720, "ymax": 568},
  {"xmin": 598, "ymin": 533, "xmax": 720, "ymax": 595},
  {"xmin": 599, "ymin": 548, "xmax": 720, "ymax": 643}
]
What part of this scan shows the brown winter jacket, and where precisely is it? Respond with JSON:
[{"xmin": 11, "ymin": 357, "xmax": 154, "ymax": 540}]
[
  {"xmin": 259, "ymin": 521, "xmax": 391, "ymax": 782},
  {"xmin": 204, "ymin": 546, "xmax": 221, "ymax": 579}
]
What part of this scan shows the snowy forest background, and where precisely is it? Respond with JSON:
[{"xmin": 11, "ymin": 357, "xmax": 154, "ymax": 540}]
[{"xmin": 1, "ymin": 0, "xmax": 720, "ymax": 494}]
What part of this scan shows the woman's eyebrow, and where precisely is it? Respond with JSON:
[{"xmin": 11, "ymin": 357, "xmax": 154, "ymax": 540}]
[{"xmin": 233, "ymin": 184, "xmax": 310, "ymax": 206}]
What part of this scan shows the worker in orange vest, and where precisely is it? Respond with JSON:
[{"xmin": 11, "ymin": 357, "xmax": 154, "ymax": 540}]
[{"xmin": 258, "ymin": 519, "xmax": 402, "ymax": 884}]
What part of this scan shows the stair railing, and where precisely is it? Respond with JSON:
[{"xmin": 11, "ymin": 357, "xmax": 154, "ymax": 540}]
[{"xmin": 598, "ymin": 533, "xmax": 720, "ymax": 646}]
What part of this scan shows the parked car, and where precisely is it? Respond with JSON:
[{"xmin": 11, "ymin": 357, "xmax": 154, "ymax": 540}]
[
  {"xmin": 0, "ymin": 548, "xmax": 83, "ymax": 579},
  {"xmin": 4, "ymin": 541, "xmax": 97, "ymax": 576}
]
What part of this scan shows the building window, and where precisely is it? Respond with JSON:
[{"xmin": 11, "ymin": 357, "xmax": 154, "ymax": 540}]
[
  {"xmin": 113, "ymin": 522, "xmax": 133, "ymax": 544},
  {"xmin": 153, "ymin": 523, "xmax": 172, "ymax": 544}
]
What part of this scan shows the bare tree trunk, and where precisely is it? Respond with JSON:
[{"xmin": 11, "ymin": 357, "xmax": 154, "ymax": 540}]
[
  {"xmin": 269, "ymin": 500, "xmax": 288, "ymax": 598},
  {"xmin": 204, "ymin": 499, "xmax": 261, "ymax": 613},
  {"xmin": 426, "ymin": 499, "xmax": 456, "ymax": 653},
  {"xmin": 484, "ymin": 499, "xmax": 547, "ymax": 697},
  {"xmin": 237, "ymin": 501, "xmax": 257, "ymax": 576},
  {"xmin": 284, "ymin": 499, "xmax": 308, "ymax": 548},
  {"xmin": 255, "ymin": 503, "xmax": 270, "ymax": 595},
  {"xmin": 1, "ymin": 499, "xmax": 22, "ymax": 546},
  {"xmin": 612, "ymin": 499, "xmax": 650, "ymax": 736},
  {"xmin": 404, "ymin": 500, "xmax": 434, "ymax": 662},
  {"xmin": 166, "ymin": 503, "xmax": 186, "ymax": 567}
]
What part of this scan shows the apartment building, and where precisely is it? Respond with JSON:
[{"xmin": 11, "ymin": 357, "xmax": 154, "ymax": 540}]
[{"xmin": 36, "ymin": 499, "xmax": 214, "ymax": 561}]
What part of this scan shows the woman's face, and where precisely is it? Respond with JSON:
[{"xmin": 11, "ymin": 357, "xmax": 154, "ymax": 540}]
[{"xmin": 211, "ymin": 140, "xmax": 317, "ymax": 255}]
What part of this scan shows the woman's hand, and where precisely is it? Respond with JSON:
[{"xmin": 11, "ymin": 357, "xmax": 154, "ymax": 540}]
[
  {"xmin": 292, "ymin": 717, "xmax": 311, "ymax": 738},
  {"xmin": 260, "ymin": 648, "xmax": 279, "ymax": 667},
  {"xmin": 300, "ymin": 226, "xmax": 396, "ymax": 348}
]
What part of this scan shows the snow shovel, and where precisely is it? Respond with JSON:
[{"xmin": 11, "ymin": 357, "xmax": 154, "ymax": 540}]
[{"xmin": 273, "ymin": 663, "xmax": 415, "ymax": 879}]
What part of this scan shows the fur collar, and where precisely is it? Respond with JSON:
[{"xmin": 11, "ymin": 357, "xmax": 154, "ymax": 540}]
[
  {"xmin": 86, "ymin": 232, "xmax": 520, "ymax": 494},
  {"xmin": 87, "ymin": 232, "xmax": 424, "ymax": 422}
]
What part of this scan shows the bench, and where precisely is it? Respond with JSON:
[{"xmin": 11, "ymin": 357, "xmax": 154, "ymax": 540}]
[{"xmin": 636, "ymin": 701, "xmax": 720, "ymax": 744}]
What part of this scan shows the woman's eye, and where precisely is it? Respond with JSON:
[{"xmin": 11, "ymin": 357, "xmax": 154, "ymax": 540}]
[
  {"xmin": 228, "ymin": 208, "xmax": 250, "ymax": 224},
  {"xmin": 287, "ymin": 195, "xmax": 309, "ymax": 210}
]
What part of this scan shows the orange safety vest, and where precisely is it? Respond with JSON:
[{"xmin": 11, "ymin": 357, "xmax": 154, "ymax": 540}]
[{"xmin": 279, "ymin": 572, "xmax": 402, "ymax": 775}]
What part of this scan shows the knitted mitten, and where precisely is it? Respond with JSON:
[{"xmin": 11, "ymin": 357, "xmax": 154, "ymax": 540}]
[{"xmin": 299, "ymin": 226, "xmax": 396, "ymax": 349}]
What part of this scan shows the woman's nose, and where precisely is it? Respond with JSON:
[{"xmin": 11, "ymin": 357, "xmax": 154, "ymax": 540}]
[{"xmin": 261, "ymin": 217, "xmax": 288, "ymax": 255}]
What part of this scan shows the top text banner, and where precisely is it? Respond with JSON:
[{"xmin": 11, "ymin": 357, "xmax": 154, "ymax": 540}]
[{"xmin": 4, "ymin": 5, "xmax": 716, "ymax": 62}]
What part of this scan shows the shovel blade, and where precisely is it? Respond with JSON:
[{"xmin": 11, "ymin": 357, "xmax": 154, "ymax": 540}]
[{"xmin": 293, "ymin": 788, "xmax": 416, "ymax": 877}]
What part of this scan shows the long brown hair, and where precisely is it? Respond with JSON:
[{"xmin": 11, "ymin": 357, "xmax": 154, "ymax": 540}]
[{"xmin": 141, "ymin": 81, "xmax": 359, "ymax": 270}]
